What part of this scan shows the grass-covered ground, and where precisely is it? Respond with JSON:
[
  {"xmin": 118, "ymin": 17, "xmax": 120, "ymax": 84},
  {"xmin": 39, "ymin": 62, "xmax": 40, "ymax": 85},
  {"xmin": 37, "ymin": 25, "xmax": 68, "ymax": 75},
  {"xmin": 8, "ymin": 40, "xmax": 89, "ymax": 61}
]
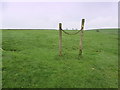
[{"xmin": 2, "ymin": 29, "xmax": 118, "ymax": 88}]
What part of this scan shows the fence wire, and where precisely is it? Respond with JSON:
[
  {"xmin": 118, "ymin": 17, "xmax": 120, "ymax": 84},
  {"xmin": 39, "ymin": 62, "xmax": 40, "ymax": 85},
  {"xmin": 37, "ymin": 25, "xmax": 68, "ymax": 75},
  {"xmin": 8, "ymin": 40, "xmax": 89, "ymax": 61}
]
[{"xmin": 61, "ymin": 29, "xmax": 81, "ymax": 35}]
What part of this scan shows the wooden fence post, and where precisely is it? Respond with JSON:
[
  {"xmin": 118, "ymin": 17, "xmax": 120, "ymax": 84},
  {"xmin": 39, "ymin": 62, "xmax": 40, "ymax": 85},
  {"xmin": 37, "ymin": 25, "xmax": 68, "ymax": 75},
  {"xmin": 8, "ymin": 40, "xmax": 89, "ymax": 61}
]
[
  {"xmin": 79, "ymin": 19, "xmax": 85, "ymax": 55},
  {"xmin": 59, "ymin": 23, "xmax": 62, "ymax": 56}
]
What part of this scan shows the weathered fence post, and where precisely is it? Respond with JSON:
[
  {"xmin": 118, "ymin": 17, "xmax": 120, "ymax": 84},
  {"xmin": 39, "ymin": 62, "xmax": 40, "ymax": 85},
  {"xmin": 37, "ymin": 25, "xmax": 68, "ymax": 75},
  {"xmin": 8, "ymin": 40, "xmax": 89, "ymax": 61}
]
[
  {"xmin": 59, "ymin": 23, "xmax": 62, "ymax": 56},
  {"xmin": 79, "ymin": 19, "xmax": 85, "ymax": 55}
]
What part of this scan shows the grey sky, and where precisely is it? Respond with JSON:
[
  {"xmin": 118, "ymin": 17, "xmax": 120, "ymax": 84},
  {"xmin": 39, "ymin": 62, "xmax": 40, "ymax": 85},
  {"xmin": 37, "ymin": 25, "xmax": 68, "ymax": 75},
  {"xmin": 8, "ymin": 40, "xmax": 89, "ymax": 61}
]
[{"xmin": 1, "ymin": 2, "xmax": 118, "ymax": 29}]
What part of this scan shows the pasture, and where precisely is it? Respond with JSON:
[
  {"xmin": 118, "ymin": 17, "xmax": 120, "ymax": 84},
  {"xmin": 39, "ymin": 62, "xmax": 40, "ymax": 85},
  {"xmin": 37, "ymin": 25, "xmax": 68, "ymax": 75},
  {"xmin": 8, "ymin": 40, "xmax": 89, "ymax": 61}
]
[{"xmin": 2, "ymin": 29, "xmax": 118, "ymax": 88}]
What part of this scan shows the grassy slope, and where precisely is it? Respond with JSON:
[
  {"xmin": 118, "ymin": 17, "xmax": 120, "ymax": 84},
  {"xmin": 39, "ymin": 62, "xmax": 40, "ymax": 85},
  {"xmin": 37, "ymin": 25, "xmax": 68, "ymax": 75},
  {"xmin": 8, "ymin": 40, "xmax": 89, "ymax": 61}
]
[{"xmin": 2, "ymin": 29, "xmax": 118, "ymax": 88}]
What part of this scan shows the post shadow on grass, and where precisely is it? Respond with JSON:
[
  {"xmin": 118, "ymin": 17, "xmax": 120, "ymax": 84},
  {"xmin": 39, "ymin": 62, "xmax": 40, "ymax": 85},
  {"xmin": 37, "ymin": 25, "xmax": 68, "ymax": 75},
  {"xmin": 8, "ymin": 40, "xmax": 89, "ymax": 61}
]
[
  {"xmin": 55, "ymin": 53, "xmax": 83, "ymax": 60},
  {"xmin": 77, "ymin": 54, "xmax": 83, "ymax": 60}
]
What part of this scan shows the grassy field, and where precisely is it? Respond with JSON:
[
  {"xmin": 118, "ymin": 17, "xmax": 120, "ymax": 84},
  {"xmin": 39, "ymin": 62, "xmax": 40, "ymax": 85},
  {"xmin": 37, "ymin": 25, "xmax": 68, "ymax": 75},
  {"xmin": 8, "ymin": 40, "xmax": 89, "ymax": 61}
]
[{"xmin": 2, "ymin": 29, "xmax": 118, "ymax": 88}]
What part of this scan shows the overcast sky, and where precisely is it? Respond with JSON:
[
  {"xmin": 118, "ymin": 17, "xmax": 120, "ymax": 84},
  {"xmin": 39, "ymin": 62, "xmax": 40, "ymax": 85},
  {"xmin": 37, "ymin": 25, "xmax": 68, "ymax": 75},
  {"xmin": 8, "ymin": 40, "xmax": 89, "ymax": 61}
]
[{"xmin": 1, "ymin": 2, "xmax": 118, "ymax": 30}]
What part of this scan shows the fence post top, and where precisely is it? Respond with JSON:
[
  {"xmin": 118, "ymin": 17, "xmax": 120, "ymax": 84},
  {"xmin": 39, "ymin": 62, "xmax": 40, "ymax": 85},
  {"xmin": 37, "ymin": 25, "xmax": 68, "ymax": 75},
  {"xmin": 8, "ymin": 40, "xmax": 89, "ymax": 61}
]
[
  {"xmin": 82, "ymin": 19, "xmax": 85, "ymax": 23},
  {"xmin": 59, "ymin": 23, "xmax": 62, "ymax": 24}
]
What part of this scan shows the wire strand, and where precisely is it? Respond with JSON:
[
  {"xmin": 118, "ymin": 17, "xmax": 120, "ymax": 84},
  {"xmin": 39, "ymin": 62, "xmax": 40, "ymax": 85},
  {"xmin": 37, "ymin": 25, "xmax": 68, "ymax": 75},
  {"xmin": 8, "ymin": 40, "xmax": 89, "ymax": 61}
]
[{"xmin": 61, "ymin": 30, "xmax": 81, "ymax": 35}]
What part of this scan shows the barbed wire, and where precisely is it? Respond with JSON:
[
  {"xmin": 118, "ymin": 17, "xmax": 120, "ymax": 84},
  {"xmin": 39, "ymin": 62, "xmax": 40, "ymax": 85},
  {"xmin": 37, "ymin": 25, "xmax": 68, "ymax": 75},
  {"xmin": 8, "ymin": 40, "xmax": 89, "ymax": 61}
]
[{"xmin": 61, "ymin": 29, "xmax": 81, "ymax": 35}]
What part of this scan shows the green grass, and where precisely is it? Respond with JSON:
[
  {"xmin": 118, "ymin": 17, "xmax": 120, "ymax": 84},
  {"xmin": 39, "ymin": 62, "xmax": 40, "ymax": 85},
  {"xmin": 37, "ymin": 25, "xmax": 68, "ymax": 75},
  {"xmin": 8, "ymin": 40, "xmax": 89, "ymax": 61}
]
[{"xmin": 2, "ymin": 29, "xmax": 118, "ymax": 88}]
